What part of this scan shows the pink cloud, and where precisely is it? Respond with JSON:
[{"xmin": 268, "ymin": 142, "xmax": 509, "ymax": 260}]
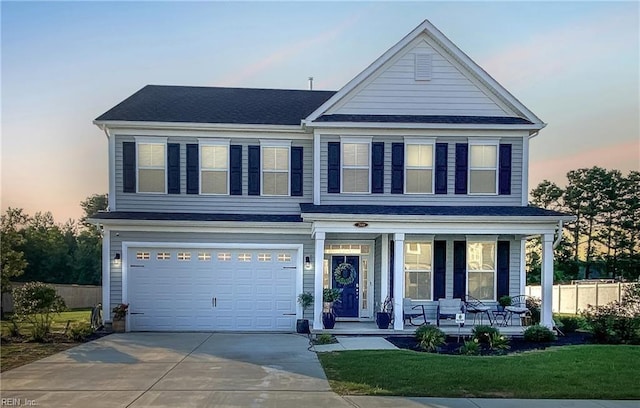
[{"xmin": 530, "ymin": 140, "xmax": 640, "ymax": 186}]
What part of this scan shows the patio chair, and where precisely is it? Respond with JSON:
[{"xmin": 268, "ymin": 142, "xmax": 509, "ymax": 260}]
[
  {"xmin": 464, "ymin": 295, "xmax": 492, "ymax": 326},
  {"xmin": 403, "ymin": 298, "xmax": 428, "ymax": 326},
  {"xmin": 436, "ymin": 298, "xmax": 464, "ymax": 327},
  {"xmin": 504, "ymin": 295, "xmax": 532, "ymax": 326}
]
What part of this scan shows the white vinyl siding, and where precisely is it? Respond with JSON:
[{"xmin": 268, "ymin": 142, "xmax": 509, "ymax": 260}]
[
  {"xmin": 262, "ymin": 146, "xmax": 290, "ymax": 196},
  {"xmin": 342, "ymin": 142, "xmax": 370, "ymax": 193},
  {"xmin": 414, "ymin": 53, "xmax": 432, "ymax": 81},
  {"xmin": 467, "ymin": 240, "xmax": 496, "ymax": 301},
  {"xmin": 469, "ymin": 144, "xmax": 498, "ymax": 194},
  {"xmin": 404, "ymin": 241, "xmax": 433, "ymax": 300},
  {"xmin": 137, "ymin": 143, "xmax": 166, "ymax": 193},
  {"xmin": 200, "ymin": 144, "xmax": 229, "ymax": 195},
  {"xmin": 405, "ymin": 143, "xmax": 434, "ymax": 194}
]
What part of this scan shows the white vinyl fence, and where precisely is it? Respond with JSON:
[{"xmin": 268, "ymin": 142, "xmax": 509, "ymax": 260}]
[
  {"xmin": 1, "ymin": 283, "xmax": 102, "ymax": 313},
  {"xmin": 526, "ymin": 283, "xmax": 631, "ymax": 314}
]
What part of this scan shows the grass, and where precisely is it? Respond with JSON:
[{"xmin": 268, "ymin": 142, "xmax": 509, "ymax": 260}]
[
  {"xmin": 318, "ymin": 346, "xmax": 640, "ymax": 399},
  {"xmin": 1, "ymin": 309, "xmax": 93, "ymax": 372}
]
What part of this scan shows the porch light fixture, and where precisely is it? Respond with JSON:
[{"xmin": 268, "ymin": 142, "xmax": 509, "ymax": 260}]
[
  {"xmin": 305, "ymin": 256, "xmax": 312, "ymax": 270},
  {"xmin": 114, "ymin": 253, "xmax": 121, "ymax": 261},
  {"xmin": 354, "ymin": 222, "xmax": 369, "ymax": 228}
]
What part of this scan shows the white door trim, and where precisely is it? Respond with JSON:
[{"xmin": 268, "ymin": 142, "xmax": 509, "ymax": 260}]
[{"xmin": 121, "ymin": 241, "xmax": 304, "ymax": 332}]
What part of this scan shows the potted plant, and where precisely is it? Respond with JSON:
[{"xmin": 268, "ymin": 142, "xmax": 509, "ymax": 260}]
[
  {"xmin": 498, "ymin": 295, "xmax": 512, "ymax": 312},
  {"xmin": 375, "ymin": 297, "xmax": 393, "ymax": 329},
  {"xmin": 112, "ymin": 303, "xmax": 128, "ymax": 333},
  {"xmin": 296, "ymin": 292, "xmax": 313, "ymax": 334},
  {"xmin": 322, "ymin": 288, "xmax": 341, "ymax": 329}
]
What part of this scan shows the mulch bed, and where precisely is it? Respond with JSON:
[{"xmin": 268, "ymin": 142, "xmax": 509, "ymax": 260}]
[{"xmin": 386, "ymin": 331, "xmax": 593, "ymax": 355}]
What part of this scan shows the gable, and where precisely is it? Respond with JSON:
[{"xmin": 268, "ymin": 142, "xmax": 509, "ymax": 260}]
[
  {"xmin": 306, "ymin": 20, "xmax": 544, "ymax": 128},
  {"xmin": 327, "ymin": 35, "xmax": 513, "ymax": 117}
]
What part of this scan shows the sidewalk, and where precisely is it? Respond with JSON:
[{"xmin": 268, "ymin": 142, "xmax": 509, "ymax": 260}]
[{"xmin": 343, "ymin": 397, "xmax": 639, "ymax": 407}]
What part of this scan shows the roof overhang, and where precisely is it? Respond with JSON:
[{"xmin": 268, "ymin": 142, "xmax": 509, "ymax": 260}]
[
  {"xmin": 303, "ymin": 120, "xmax": 544, "ymax": 131},
  {"xmin": 94, "ymin": 120, "xmax": 304, "ymax": 133}
]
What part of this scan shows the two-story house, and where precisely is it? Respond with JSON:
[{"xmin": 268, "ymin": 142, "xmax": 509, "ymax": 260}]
[{"xmin": 90, "ymin": 20, "xmax": 572, "ymax": 332}]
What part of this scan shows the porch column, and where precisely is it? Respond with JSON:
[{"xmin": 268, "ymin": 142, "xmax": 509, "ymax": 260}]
[
  {"xmin": 393, "ymin": 233, "xmax": 405, "ymax": 330},
  {"xmin": 541, "ymin": 233, "xmax": 554, "ymax": 329},
  {"xmin": 520, "ymin": 238, "xmax": 527, "ymax": 296},
  {"xmin": 380, "ymin": 233, "xmax": 389, "ymax": 305},
  {"xmin": 313, "ymin": 232, "xmax": 326, "ymax": 330}
]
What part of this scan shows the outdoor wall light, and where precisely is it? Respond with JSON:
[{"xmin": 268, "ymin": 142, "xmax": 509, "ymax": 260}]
[
  {"xmin": 305, "ymin": 256, "xmax": 312, "ymax": 270},
  {"xmin": 114, "ymin": 253, "xmax": 121, "ymax": 261}
]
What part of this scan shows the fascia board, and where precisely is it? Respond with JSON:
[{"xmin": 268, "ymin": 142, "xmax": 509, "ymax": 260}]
[
  {"xmin": 87, "ymin": 218, "xmax": 312, "ymax": 234},
  {"xmin": 304, "ymin": 121, "xmax": 543, "ymax": 131},
  {"xmin": 93, "ymin": 120, "xmax": 304, "ymax": 134},
  {"xmin": 302, "ymin": 213, "xmax": 576, "ymax": 224}
]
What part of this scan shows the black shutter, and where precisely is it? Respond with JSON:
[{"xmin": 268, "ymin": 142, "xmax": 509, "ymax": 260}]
[
  {"xmin": 122, "ymin": 142, "xmax": 136, "ymax": 193},
  {"xmin": 391, "ymin": 143, "xmax": 404, "ymax": 194},
  {"xmin": 167, "ymin": 143, "xmax": 180, "ymax": 194},
  {"xmin": 327, "ymin": 142, "xmax": 340, "ymax": 193},
  {"xmin": 455, "ymin": 143, "xmax": 468, "ymax": 194},
  {"xmin": 499, "ymin": 144, "xmax": 512, "ymax": 195},
  {"xmin": 497, "ymin": 241, "xmax": 510, "ymax": 299},
  {"xmin": 186, "ymin": 144, "xmax": 199, "ymax": 194},
  {"xmin": 453, "ymin": 241, "xmax": 466, "ymax": 299},
  {"xmin": 291, "ymin": 146, "xmax": 303, "ymax": 196},
  {"xmin": 248, "ymin": 145, "xmax": 260, "ymax": 196},
  {"xmin": 434, "ymin": 240, "xmax": 447, "ymax": 301},
  {"xmin": 230, "ymin": 145, "xmax": 242, "ymax": 195},
  {"xmin": 435, "ymin": 142, "xmax": 448, "ymax": 194},
  {"xmin": 371, "ymin": 142, "xmax": 384, "ymax": 194}
]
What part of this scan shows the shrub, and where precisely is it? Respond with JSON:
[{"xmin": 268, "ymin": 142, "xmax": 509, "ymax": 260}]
[
  {"xmin": 8, "ymin": 318, "xmax": 21, "ymax": 337},
  {"xmin": 67, "ymin": 322, "xmax": 94, "ymax": 342},
  {"xmin": 524, "ymin": 324, "xmax": 557, "ymax": 343},
  {"xmin": 582, "ymin": 283, "xmax": 640, "ymax": 345},
  {"xmin": 12, "ymin": 282, "xmax": 66, "ymax": 342},
  {"xmin": 526, "ymin": 296, "xmax": 541, "ymax": 324},
  {"xmin": 489, "ymin": 332, "xmax": 511, "ymax": 352},
  {"xmin": 315, "ymin": 333, "xmax": 335, "ymax": 345},
  {"xmin": 472, "ymin": 325, "xmax": 499, "ymax": 345},
  {"xmin": 415, "ymin": 325, "xmax": 446, "ymax": 352},
  {"xmin": 459, "ymin": 339, "xmax": 480, "ymax": 355},
  {"xmin": 554, "ymin": 315, "xmax": 584, "ymax": 333}
]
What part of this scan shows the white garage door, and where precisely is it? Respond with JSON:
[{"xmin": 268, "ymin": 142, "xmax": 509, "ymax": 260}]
[{"xmin": 126, "ymin": 246, "xmax": 298, "ymax": 331}]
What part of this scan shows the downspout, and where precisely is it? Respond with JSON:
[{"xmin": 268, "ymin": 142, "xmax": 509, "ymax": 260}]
[{"xmin": 553, "ymin": 220, "xmax": 564, "ymax": 249}]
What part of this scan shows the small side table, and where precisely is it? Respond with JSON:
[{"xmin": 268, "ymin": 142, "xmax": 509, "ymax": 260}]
[{"xmin": 491, "ymin": 310, "xmax": 508, "ymax": 327}]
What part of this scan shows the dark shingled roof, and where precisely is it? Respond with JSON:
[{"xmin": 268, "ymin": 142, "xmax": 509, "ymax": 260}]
[
  {"xmin": 95, "ymin": 85, "xmax": 336, "ymax": 126},
  {"xmin": 299, "ymin": 204, "xmax": 569, "ymax": 218},
  {"xmin": 90, "ymin": 211, "xmax": 303, "ymax": 223},
  {"xmin": 314, "ymin": 114, "xmax": 534, "ymax": 125}
]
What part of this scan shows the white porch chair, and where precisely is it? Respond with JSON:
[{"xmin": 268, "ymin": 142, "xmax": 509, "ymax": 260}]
[{"xmin": 436, "ymin": 298, "xmax": 464, "ymax": 327}]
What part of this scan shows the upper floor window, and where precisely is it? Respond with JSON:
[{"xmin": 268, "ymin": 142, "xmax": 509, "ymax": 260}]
[
  {"xmin": 262, "ymin": 146, "xmax": 289, "ymax": 196},
  {"xmin": 405, "ymin": 143, "xmax": 434, "ymax": 194},
  {"xmin": 342, "ymin": 142, "xmax": 370, "ymax": 193},
  {"xmin": 138, "ymin": 142, "xmax": 166, "ymax": 193},
  {"xmin": 467, "ymin": 240, "xmax": 496, "ymax": 301},
  {"xmin": 469, "ymin": 144, "xmax": 498, "ymax": 194},
  {"xmin": 404, "ymin": 241, "xmax": 433, "ymax": 300},
  {"xmin": 200, "ymin": 142, "xmax": 229, "ymax": 195}
]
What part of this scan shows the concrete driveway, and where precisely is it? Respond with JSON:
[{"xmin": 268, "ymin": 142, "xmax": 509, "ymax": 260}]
[{"xmin": 0, "ymin": 332, "xmax": 351, "ymax": 408}]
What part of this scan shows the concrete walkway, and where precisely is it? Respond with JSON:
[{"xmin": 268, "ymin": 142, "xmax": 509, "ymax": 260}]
[
  {"xmin": 1, "ymin": 333, "xmax": 636, "ymax": 407},
  {"xmin": 313, "ymin": 335, "xmax": 398, "ymax": 352}
]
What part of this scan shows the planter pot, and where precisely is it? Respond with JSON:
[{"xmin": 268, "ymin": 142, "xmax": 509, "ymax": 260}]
[
  {"xmin": 376, "ymin": 312, "xmax": 391, "ymax": 329},
  {"xmin": 497, "ymin": 305, "xmax": 505, "ymax": 312},
  {"xmin": 112, "ymin": 319, "xmax": 125, "ymax": 333},
  {"xmin": 322, "ymin": 312, "xmax": 336, "ymax": 329},
  {"xmin": 296, "ymin": 319, "xmax": 310, "ymax": 334}
]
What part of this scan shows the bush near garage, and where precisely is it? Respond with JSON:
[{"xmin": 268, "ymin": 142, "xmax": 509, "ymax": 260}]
[{"xmin": 12, "ymin": 282, "xmax": 66, "ymax": 342}]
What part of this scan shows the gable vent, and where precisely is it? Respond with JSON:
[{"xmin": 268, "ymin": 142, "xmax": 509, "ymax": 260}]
[{"xmin": 415, "ymin": 53, "xmax": 432, "ymax": 81}]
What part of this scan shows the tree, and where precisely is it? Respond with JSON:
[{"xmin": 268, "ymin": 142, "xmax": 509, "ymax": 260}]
[
  {"xmin": 20, "ymin": 212, "xmax": 73, "ymax": 283},
  {"xmin": 79, "ymin": 194, "xmax": 108, "ymax": 228},
  {"xmin": 12, "ymin": 282, "xmax": 66, "ymax": 341},
  {"xmin": 1, "ymin": 208, "xmax": 29, "ymax": 318}
]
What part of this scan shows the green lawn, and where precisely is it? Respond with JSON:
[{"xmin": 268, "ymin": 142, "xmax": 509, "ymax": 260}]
[
  {"xmin": 318, "ymin": 346, "xmax": 640, "ymax": 399},
  {"xmin": 1, "ymin": 309, "xmax": 93, "ymax": 372}
]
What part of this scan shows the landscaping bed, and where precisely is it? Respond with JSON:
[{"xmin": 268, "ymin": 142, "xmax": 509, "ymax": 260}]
[{"xmin": 386, "ymin": 331, "xmax": 593, "ymax": 355}]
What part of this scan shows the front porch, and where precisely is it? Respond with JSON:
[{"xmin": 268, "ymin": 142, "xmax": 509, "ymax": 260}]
[{"xmin": 311, "ymin": 320, "xmax": 527, "ymax": 337}]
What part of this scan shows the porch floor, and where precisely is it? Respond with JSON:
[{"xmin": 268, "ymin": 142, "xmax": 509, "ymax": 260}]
[{"xmin": 312, "ymin": 320, "xmax": 527, "ymax": 337}]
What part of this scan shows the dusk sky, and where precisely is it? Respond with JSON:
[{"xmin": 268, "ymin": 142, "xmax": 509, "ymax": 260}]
[{"xmin": 2, "ymin": 1, "xmax": 638, "ymax": 222}]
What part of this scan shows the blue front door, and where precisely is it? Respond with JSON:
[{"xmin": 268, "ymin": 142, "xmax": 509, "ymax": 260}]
[{"xmin": 331, "ymin": 256, "xmax": 359, "ymax": 318}]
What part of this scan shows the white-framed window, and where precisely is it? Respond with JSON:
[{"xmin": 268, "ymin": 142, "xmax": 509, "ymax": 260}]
[
  {"xmin": 137, "ymin": 141, "xmax": 166, "ymax": 193},
  {"xmin": 405, "ymin": 141, "xmax": 434, "ymax": 194},
  {"xmin": 277, "ymin": 253, "xmax": 292, "ymax": 262},
  {"xmin": 136, "ymin": 251, "xmax": 150, "ymax": 260},
  {"xmin": 177, "ymin": 252, "xmax": 191, "ymax": 261},
  {"xmin": 157, "ymin": 252, "xmax": 171, "ymax": 261},
  {"xmin": 261, "ymin": 141, "xmax": 290, "ymax": 196},
  {"xmin": 238, "ymin": 253, "xmax": 252, "ymax": 262},
  {"xmin": 217, "ymin": 252, "xmax": 231, "ymax": 261},
  {"xmin": 342, "ymin": 141, "xmax": 370, "ymax": 193},
  {"xmin": 198, "ymin": 252, "xmax": 212, "ymax": 261},
  {"xmin": 467, "ymin": 240, "xmax": 497, "ymax": 301},
  {"xmin": 404, "ymin": 241, "xmax": 433, "ymax": 300},
  {"xmin": 469, "ymin": 142, "xmax": 498, "ymax": 194},
  {"xmin": 200, "ymin": 140, "xmax": 229, "ymax": 195},
  {"xmin": 258, "ymin": 253, "xmax": 272, "ymax": 262}
]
